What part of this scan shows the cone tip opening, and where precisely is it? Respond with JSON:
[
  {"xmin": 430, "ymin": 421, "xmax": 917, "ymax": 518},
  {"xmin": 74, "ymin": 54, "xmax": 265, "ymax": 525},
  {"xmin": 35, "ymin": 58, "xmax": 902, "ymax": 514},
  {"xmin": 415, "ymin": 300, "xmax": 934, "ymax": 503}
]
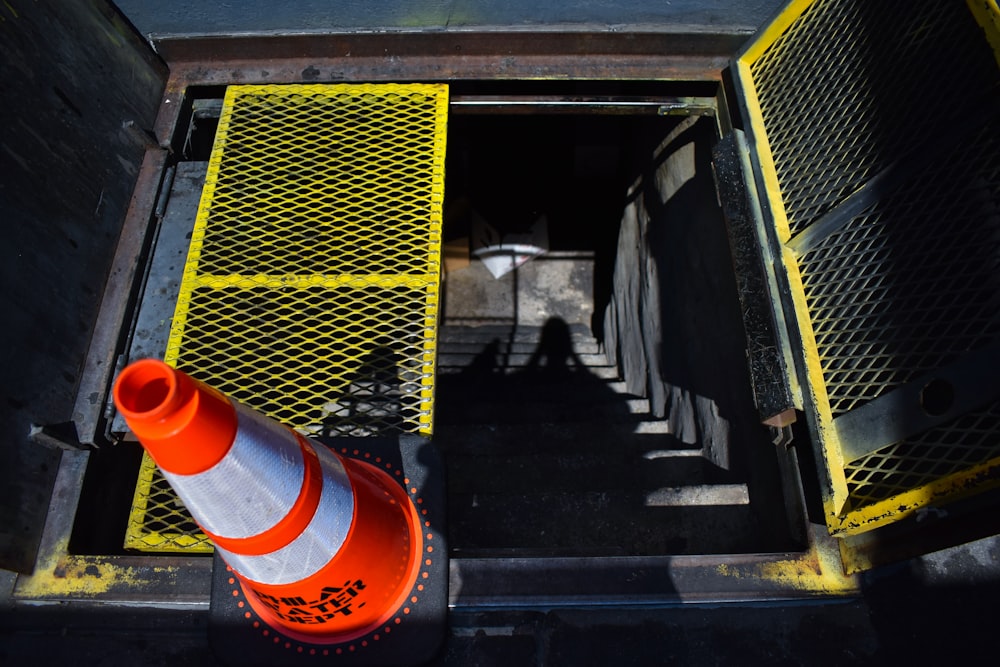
[{"xmin": 114, "ymin": 359, "xmax": 178, "ymax": 422}]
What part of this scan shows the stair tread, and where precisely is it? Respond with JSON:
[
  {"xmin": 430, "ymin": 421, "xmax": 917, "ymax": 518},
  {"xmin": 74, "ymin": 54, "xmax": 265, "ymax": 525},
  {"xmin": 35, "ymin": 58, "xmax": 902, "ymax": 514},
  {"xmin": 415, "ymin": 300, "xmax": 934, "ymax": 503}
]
[
  {"xmin": 437, "ymin": 364, "xmax": 620, "ymax": 380},
  {"xmin": 445, "ymin": 451, "xmax": 739, "ymax": 493},
  {"xmin": 437, "ymin": 351, "xmax": 612, "ymax": 368},
  {"xmin": 438, "ymin": 323, "xmax": 596, "ymax": 342},
  {"xmin": 439, "ymin": 340, "xmax": 602, "ymax": 355},
  {"xmin": 433, "ymin": 422, "xmax": 689, "ymax": 457},
  {"xmin": 435, "ymin": 399, "xmax": 652, "ymax": 425},
  {"xmin": 448, "ymin": 492, "xmax": 761, "ymax": 555}
]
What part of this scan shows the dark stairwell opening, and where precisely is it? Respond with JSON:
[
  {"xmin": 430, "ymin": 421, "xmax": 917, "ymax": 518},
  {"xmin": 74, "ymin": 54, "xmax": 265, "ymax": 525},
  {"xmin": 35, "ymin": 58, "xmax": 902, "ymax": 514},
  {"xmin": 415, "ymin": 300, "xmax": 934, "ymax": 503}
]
[{"xmin": 436, "ymin": 100, "xmax": 800, "ymax": 557}]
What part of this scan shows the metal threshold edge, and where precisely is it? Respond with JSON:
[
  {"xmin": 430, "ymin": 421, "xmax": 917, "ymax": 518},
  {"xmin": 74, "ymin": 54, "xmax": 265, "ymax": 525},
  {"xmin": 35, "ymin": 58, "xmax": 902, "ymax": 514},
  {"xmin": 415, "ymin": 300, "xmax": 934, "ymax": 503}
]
[{"xmin": 12, "ymin": 446, "xmax": 855, "ymax": 607}]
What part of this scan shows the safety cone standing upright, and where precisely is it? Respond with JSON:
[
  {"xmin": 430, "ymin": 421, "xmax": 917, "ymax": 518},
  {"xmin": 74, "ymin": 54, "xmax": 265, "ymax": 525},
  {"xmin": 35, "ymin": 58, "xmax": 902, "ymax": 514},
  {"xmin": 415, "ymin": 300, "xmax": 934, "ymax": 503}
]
[{"xmin": 113, "ymin": 358, "xmax": 423, "ymax": 643}]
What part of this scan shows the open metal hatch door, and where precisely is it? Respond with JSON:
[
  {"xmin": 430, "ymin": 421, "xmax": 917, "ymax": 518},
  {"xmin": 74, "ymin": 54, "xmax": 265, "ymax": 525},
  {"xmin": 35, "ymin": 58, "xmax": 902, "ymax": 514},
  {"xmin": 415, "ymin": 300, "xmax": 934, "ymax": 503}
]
[{"xmin": 722, "ymin": 0, "xmax": 1000, "ymax": 550}]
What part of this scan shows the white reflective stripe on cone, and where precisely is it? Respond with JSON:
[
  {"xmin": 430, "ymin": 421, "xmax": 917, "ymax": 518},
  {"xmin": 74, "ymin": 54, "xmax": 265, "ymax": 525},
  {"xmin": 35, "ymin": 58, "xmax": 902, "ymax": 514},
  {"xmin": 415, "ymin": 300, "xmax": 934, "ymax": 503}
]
[
  {"xmin": 162, "ymin": 403, "xmax": 307, "ymax": 539},
  {"xmin": 216, "ymin": 441, "xmax": 356, "ymax": 585}
]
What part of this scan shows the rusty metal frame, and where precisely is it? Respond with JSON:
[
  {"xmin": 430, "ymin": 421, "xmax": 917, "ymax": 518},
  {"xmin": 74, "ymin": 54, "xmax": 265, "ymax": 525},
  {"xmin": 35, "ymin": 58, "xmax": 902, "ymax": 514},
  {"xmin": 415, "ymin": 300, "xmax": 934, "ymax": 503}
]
[
  {"xmin": 72, "ymin": 149, "xmax": 170, "ymax": 446},
  {"xmin": 152, "ymin": 30, "xmax": 741, "ymax": 144},
  {"xmin": 12, "ymin": 450, "xmax": 211, "ymax": 605}
]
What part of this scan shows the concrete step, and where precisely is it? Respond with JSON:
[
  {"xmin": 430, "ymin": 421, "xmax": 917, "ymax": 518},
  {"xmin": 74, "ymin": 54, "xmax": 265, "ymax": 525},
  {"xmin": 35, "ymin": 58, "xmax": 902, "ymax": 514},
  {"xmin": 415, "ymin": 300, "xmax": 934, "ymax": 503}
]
[
  {"xmin": 437, "ymin": 363, "xmax": 620, "ymax": 380},
  {"xmin": 445, "ymin": 451, "xmax": 730, "ymax": 494},
  {"xmin": 437, "ymin": 323, "xmax": 597, "ymax": 344},
  {"xmin": 436, "ymin": 371, "xmax": 644, "ymax": 412},
  {"xmin": 436, "ymin": 351, "xmax": 611, "ymax": 369},
  {"xmin": 439, "ymin": 339, "xmax": 602, "ymax": 356},
  {"xmin": 432, "ymin": 422, "xmax": 690, "ymax": 457},
  {"xmin": 448, "ymin": 490, "xmax": 761, "ymax": 556},
  {"xmin": 436, "ymin": 394, "xmax": 651, "ymax": 425},
  {"xmin": 435, "ymin": 365, "xmax": 661, "ymax": 425}
]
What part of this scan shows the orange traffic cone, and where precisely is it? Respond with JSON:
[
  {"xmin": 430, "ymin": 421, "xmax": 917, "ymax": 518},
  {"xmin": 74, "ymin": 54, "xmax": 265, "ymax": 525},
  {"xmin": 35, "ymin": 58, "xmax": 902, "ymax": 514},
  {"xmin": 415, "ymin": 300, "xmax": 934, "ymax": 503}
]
[{"xmin": 113, "ymin": 359, "xmax": 425, "ymax": 644}]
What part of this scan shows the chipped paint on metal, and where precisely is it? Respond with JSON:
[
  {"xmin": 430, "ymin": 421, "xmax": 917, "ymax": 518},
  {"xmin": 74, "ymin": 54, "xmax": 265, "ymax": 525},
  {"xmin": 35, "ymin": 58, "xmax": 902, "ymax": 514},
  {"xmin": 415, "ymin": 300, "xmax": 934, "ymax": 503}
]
[
  {"xmin": 829, "ymin": 456, "xmax": 1000, "ymax": 537},
  {"xmin": 715, "ymin": 533, "xmax": 856, "ymax": 595},
  {"xmin": 967, "ymin": 0, "xmax": 1000, "ymax": 66},
  {"xmin": 14, "ymin": 535, "xmax": 181, "ymax": 600},
  {"xmin": 780, "ymin": 243, "xmax": 850, "ymax": 527}
]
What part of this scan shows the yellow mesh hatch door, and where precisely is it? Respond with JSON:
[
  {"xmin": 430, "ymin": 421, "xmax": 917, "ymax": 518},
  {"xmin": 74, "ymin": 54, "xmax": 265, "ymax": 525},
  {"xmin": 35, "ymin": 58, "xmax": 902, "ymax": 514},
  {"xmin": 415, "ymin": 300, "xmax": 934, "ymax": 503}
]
[
  {"xmin": 125, "ymin": 83, "xmax": 448, "ymax": 553},
  {"xmin": 732, "ymin": 0, "xmax": 1000, "ymax": 538}
]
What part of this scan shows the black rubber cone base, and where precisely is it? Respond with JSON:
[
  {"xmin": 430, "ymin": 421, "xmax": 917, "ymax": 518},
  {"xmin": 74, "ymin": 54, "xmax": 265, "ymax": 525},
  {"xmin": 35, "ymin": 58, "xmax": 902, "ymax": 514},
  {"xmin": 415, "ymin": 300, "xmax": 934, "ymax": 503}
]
[{"xmin": 209, "ymin": 434, "xmax": 447, "ymax": 666}]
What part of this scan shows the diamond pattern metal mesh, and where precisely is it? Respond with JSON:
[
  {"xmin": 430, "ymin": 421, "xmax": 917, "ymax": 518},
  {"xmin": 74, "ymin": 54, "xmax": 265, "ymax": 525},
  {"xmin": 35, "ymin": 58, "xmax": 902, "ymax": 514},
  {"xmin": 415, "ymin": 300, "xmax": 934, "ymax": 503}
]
[
  {"xmin": 741, "ymin": 0, "xmax": 1000, "ymax": 534},
  {"xmin": 126, "ymin": 460, "xmax": 211, "ymax": 552},
  {"xmin": 177, "ymin": 284, "xmax": 432, "ymax": 435},
  {"xmin": 845, "ymin": 402, "xmax": 1000, "ymax": 510},
  {"xmin": 125, "ymin": 84, "xmax": 448, "ymax": 553},
  {"xmin": 749, "ymin": 0, "xmax": 999, "ymax": 236},
  {"xmin": 799, "ymin": 122, "xmax": 1000, "ymax": 417}
]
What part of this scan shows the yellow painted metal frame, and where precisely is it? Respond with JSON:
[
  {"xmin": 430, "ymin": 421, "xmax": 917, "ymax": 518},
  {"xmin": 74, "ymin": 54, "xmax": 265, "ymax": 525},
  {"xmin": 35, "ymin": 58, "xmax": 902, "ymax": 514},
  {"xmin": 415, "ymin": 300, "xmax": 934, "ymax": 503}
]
[
  {"xmin": 735, "ymin": 0, "xmax": 1000, "ymax": 537},
  {"xmin": 735, "ymin": 0, "xmax": 850, "ymax": 535},
  {"xmin": 124, "ymin": 83, "xmax": 449, "ymax": 553},
  {"xmin": 168, "ymin": 83, "xmax": 447, "ymax": 436},
  {"xmin": 14, "ymin": 451, "xmax": 213, "ymax": 602},
  {"xmin": 125, "ymin": 450, "xmax": 212, "ymax": 553},
  {"xmin": 17, "ymin": 450, "xmax": 857, "ymax": 603},
  {"xmin": 713, "ymin": 523, "xmax": 856, "ymax": 595},
  {"xmin": 968, "ymin": 0, "xmax": 1000, "ymax": 66}
]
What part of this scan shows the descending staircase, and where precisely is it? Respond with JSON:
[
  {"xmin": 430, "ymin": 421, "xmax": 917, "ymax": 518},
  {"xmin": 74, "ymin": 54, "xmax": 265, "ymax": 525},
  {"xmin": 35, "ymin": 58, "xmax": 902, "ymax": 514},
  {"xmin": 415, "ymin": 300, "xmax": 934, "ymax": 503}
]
[{"xmin": 433, "ymin": 322, "xmax": 770, "ymax": 557}]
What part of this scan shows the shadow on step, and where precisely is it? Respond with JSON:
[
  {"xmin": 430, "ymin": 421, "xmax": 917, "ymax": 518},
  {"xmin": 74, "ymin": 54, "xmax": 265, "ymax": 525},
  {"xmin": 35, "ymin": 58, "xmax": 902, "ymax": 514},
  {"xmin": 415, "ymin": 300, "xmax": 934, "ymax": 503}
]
[{"xmin": 434, "ymin": 317, "xmax": 782, "ymax": 557}]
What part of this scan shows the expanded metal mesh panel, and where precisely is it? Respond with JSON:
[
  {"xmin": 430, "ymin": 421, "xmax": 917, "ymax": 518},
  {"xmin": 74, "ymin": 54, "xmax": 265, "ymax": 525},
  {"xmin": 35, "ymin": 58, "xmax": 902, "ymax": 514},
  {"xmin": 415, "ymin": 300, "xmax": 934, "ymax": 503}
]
[
  {"xmin": 125, "ymin": 84, "xmax": 448, "ymax": 553},
  {"xmin": 177, "ymin": 284, "xmax": 432, "ymax": 435},
  {"xmin": 799, "ymin": 122, "xmax": 1000, "ymax": 417},
  {"xmin": 126, "ymin": 462, "xmax": 212, "ymax": 553},
  {"xmin": 739, "ymin": 0, "xmax": 1000, "ymax": 535},
  {"xmin": 845, "ymin": 402, "xmax": 1000, "ymax": 510},
  {"xmin": 749, "ymin": 0, "xmax": 999, "ymax": 236}
]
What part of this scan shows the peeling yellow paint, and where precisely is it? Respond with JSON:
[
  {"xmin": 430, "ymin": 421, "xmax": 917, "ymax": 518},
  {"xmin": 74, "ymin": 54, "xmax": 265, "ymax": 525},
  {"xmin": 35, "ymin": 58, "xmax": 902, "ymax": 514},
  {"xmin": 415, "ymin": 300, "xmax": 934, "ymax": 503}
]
[
  {"xmin": 967, "ymin": 0, "xmax": 1000, "ymax": 67},
  {"xmin": 826, "ymin": 456, "xmax": 1000, "ymax": 537},
  {"xmin": 715, "ymin": 537, "xmax": 856, "ymax": 595},
  {"xmin": 759, "ymin": 538, "xmax": 853, "ymax": 594},
  {"xmin": 14, "ymin": 535, "xmax": 179, "ymax": 599}
]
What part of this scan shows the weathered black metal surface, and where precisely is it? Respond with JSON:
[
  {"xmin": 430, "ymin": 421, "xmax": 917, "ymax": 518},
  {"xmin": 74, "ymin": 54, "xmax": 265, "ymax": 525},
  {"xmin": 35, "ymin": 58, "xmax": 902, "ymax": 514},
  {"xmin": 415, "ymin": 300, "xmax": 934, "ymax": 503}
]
[
  {"xmin": 116, "ymin": 0, "xmax": 786, "ymax": 37},
  {"xmin": 0, "ymin": 0, "xmax": 166, "ymax": 572},
  {"xmin": 109, "ymin": 163, "xmax": 206, "ymax": 435},
  {"xmin": 155, "ymin": 30, "xmax": 744, "ymax": 66},
  {"xmin": 9, "ymin": 449, "xmax": 212, "ymax": 606},
  {"xmin": 71, "ymin": 149, "xmax": 169, "ymax": 447},
  {"xmin": 712, "ymin": 130, "xmax": 796, "ymax": 424},
  {"xmin": 153, "ymin": 31, "xmax": 742, "ymax": 149}
]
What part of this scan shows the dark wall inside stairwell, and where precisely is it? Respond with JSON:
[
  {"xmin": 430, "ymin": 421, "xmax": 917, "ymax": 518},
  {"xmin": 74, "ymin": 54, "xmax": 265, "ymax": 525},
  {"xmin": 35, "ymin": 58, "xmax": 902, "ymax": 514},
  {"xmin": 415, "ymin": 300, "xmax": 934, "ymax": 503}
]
[
  {"xmin": 603, "ymin": 116, "xmax": 759, "ymax": 472},
  {"xmin": 0, "ymin": 1, "xmax": 166, "ymax": 571}
]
